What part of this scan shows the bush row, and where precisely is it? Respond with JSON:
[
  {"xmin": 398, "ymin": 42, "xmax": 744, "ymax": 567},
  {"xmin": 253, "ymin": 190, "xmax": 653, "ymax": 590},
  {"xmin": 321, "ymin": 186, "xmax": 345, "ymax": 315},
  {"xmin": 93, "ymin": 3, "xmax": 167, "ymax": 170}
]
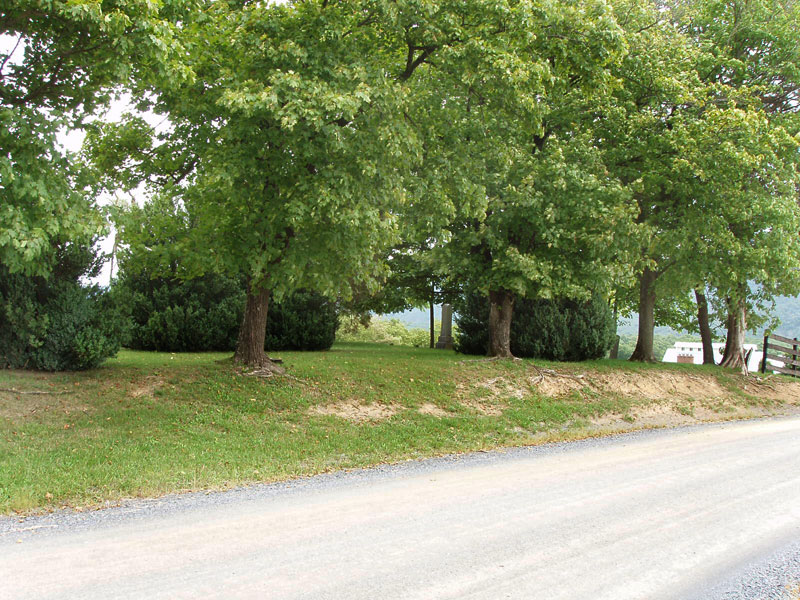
[
  {"xmin": 115, "ymin": 273, "xmax": 339, "ymax": 353},
  {"xmin": 454, "ymin": 293, "xmax": 616, "ymax": 361},
  {"xmin": 1, "ymin": 259, "xmax": 339, "ymax": 370},
  {"xmin": 3, "ymin": 255, "xmax": 612, "ymax": 370}
]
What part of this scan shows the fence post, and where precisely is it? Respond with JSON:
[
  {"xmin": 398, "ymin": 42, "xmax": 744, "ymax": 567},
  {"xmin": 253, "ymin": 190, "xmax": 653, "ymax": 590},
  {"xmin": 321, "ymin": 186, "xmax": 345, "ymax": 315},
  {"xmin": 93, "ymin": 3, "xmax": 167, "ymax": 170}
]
[
  {"xmin": 794, "ymin": 338, "xmax": 798, "ymax": 376},
  {"xmin": 761, "ymin": 333, "xmax": 769, "ymax": 374}
]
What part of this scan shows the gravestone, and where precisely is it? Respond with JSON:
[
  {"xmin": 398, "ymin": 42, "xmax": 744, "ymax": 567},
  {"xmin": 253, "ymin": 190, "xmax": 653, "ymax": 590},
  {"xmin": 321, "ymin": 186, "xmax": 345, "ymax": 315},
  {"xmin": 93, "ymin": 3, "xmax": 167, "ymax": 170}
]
[{"xmin": 435, "ymin": 304, "xmax": 454, "ymax": 350}]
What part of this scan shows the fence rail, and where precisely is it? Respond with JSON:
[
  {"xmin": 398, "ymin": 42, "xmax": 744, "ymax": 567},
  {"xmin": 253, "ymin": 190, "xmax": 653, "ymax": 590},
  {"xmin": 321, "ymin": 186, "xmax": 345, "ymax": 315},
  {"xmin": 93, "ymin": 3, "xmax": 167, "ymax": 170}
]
[{"xmin": 761, "ymin": 333, "xmax": 799, "ymax": 378}]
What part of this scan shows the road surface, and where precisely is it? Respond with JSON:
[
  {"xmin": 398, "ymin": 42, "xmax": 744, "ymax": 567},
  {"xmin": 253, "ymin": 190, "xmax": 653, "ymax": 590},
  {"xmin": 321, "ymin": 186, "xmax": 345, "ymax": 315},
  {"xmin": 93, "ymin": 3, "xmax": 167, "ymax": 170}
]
[{"xmin": 2, "ymin": 418, "xmax": 800, "ymax": 599}]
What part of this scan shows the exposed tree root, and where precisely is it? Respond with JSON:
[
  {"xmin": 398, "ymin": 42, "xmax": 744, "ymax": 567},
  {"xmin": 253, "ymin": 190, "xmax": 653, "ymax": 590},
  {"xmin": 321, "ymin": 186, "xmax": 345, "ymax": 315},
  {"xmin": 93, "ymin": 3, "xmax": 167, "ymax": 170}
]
[
  {"xmin": 240, "ymin": 362, "xmax": 287, "ymax": 378},
  {"xmin": 528, "ymin": 365, "xmax": 591, "ymax": 389},
  {"xmin": 747, "ymin": 375, "xmax": 778, "ymax": 390}
]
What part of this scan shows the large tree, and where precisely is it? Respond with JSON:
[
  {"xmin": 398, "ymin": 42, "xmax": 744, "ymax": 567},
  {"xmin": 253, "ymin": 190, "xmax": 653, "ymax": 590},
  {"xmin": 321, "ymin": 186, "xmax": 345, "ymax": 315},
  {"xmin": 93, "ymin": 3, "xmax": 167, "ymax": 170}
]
[
  {"xmin": 684, "ymin": 0, "xmax": 800, "ymax": 371},
  {"xmin": 603, "ymin": 0, "xmax": 800, "ymax": 363},
  {"xmin": 597, "ymin": 0, "xmax": 713, "ymax": 362},
  {"xmin": 0, "ymin": 0, "xmax": 191, "ymax": 275},
  {"xmin": 420, "ymin": 0, "xmax": 634, "ymax": 357}
]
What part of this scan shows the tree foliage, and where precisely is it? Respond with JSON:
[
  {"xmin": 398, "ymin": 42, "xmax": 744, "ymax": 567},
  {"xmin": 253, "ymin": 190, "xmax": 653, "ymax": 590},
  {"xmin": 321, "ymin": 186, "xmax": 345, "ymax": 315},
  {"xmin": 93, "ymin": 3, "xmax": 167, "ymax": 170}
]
[
  {"xmin": 15, "ymin": 0, "xmax": 800, "ymax": 373},
  {"xmin": 1, "ymin": 0, "xmax": 193, "ymax": 276},
  {"xmin": 600, "ymin": 0, "xmax": 800, "ymax": 363},
  {"xmin": 401, "ymin": 0, "xmax": 637, "ymax": 357}
]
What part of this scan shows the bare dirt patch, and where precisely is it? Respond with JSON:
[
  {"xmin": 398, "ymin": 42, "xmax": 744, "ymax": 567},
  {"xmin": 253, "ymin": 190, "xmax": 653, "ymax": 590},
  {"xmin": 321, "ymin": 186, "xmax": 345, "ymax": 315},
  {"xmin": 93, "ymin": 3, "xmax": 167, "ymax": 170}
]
[
  {"xmin": 458, "ymin": 365, "xmax": 800, "ymax": 427},
  {"xmin": 417, "ymin": 402, "xmax": 451, "ymax": 417},
  {"xmin": 532, "ymin": 369, "xmax": 733, "ymax": 402},
  {"xmin": 531, "ymin": 368, "xmax": 800, "ymax": 404},
  {"xmin": 529, "ymin": 367, "xmax": 800, "ymax": 432},
  {"xmin": 455, "ymin": 376, "xmax": 524, "ymax": 415},
  {"xmin": 460, "ymin": 398, "xmax": 507, "ymax": 416},
  {"xmin": 588, "ymin": 401, "xmax": 800, "ymax": 434},
  {"xmin": 129, "ymin": 376, "xmax": 166, "ymax": 399},
  {"xmin": 308, "ymin": 400, "xmax": 400, "ymax": 423}
]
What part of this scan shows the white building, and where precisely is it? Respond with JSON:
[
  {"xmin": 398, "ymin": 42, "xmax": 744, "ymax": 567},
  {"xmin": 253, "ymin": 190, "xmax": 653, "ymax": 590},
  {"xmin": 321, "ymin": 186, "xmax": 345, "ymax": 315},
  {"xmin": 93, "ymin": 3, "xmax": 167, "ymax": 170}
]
[{"xmin": 662, "ymin": 342, "xmax": 771, "ymax": 373}]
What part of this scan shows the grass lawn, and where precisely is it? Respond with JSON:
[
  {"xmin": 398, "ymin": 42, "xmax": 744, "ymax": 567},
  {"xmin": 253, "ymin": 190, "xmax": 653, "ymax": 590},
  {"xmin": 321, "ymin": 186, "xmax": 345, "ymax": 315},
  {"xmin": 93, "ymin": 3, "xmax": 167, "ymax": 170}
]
[{"xmin": 1, "ymin": 342, "xmax": 797, "ymax": 514}]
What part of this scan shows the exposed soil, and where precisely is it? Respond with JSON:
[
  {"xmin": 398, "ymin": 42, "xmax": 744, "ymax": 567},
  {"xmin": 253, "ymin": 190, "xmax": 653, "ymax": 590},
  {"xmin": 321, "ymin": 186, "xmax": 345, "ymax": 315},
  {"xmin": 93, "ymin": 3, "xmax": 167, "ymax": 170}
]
[
  {"xmin": 308, "ymin": 400, "xmax": 401, "ymax": 423},
  {"xmin": 449, "ymin": 365, "xmax": 800, "ymax": 433},
  {"xmin": 417, "ymin": 402, "xmax": 451, "ymax": 417},
  {"xmin": 307, "ymin": 367, "xmax": 800, "ymax": 428},
  {"xmin": 525, "ymin": 366, "xmax": 799, "ymax": 431},
  {"xmin": 454, "ymin": 376, "xmax": 519, "ymax": 416},
  {"xmin": 530, "ymin": 368, "xmax": 799, "ymax": 404},
  {"xmin": 460, "ymin": 397, "xmax": 507, "ymax": 416},
  {"xmin": 129, "ymin": 375, "xmax": 166, "ymax": 399}
]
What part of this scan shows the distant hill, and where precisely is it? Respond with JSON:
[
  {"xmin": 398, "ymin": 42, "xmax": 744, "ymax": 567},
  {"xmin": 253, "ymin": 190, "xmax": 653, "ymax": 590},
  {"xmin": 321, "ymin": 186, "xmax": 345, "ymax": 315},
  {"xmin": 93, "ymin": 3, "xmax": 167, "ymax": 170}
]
[
  {"xmin": 383, "ymin": 307, "xmax": 440, "ymax": 329},
  {"xmin": 384, "ymin": 294, "xmax": 799, "ymax": 340}
]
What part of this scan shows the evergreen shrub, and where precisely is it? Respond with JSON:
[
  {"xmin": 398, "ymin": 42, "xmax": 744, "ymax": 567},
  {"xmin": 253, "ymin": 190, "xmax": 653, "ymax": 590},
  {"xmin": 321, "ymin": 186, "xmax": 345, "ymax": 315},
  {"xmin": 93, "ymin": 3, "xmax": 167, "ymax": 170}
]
[
  {"xmin": 0, "ymin": 245, "xmax": 125, "ymax": 371},
  {"xmin": 454, "ymin": 292, "xmax": 615, "ymax": 361},
  {"xmin": 265, "ymin": 291, "xmax": 339, "ymax": 351},
  {"xmin": 114, "ymin": 272, "xmax": 338, "ymax": 352},
  {"xmin": 114, "ymin": 272, "xmax": 245, "ymax": 352}
]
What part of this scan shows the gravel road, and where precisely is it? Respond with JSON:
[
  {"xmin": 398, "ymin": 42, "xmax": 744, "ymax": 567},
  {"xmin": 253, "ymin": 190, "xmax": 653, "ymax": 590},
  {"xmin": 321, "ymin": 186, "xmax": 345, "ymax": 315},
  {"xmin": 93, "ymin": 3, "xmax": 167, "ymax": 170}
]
[{"xmin": 2, "ymin": 417, "xmax": 800, "ymax": 600}]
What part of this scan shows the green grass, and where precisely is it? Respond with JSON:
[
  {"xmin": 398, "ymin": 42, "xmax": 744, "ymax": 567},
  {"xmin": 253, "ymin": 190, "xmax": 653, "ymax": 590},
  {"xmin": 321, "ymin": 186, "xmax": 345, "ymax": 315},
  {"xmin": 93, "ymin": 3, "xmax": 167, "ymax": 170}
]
[{"xmin": 0, "ymin": 343, "xmax": 796, "ymax": 514}]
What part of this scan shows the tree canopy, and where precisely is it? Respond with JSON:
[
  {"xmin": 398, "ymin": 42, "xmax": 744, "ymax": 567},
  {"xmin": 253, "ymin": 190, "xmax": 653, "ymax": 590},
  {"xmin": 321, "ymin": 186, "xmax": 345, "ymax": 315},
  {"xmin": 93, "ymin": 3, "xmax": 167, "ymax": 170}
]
[
  {"xmin": 6, "ymin": 0, "xmax": 800, "ymax": 372},
  {"xmin": 0, "ymin": 0, "xmax": 193, "ymax": 275}
]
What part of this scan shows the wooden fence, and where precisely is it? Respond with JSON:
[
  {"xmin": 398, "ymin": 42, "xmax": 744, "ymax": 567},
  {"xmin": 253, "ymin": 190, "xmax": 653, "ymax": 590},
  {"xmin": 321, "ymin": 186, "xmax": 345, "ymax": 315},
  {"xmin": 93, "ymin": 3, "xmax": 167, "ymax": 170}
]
[{"xmin": 760, "ymin": 333, "xmax": 799, "ymax": 378}]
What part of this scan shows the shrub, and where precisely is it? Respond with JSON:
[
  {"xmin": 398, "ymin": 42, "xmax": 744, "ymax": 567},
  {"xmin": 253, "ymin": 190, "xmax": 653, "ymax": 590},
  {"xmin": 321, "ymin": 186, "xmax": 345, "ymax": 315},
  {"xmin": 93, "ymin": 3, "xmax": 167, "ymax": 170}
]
[
  {"xmin": 266, "ymin": 291, "xmax": 339, "ymax": 351},
  {"xmin": 510, "ymin": 298, "xmax": 571, "ymax": 359},
  {"xmin": 0, "ymin": 246, "xmax": 124, "ymax": 371},
  {"xmin": 454, "ymin": 292, "xmax": 615, "ymax": 361},
  {"xmin": 562, "ymin": 296, "xmax": 617, "ymax": 361},
  {"xmin": 114, "ymin": 269, "xmax": 339, "ymax": 353},
  {"xmin": 113, "ymin": 272, "xmax": 245, "ymax": 352},
  {"xmin": 452, "ymin": 294, "xmax": 489, "ymax": 355}
]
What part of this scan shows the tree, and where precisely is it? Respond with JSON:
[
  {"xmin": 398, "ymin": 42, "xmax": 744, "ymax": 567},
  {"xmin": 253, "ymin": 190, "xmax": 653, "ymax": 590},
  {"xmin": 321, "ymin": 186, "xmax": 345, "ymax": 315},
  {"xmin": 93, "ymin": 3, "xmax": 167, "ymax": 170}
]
[
  {"xmin": 602, "ymin": 0, "xmax": 800, "ymax": 365},
  {"xmin": 418, "ymin": 1, "xmax": 634, "ymax": 357},
  {"xmin": 1, "ymin": 1, "xmax": 192, "ymax": 276},
  {"xmin": 90, "ymin": 1, "xmax": 410, "ymax": 370},
  {"xmin": 683, "ymin": 0, "xmax": 800, "ymax": 371},
  {"xmin": 596, "ymin": 0, "xmax": 712, "ymax": 362},
  {"xmin": 676, "ymin": 107, "xmax": 800, "ymax": 371}
]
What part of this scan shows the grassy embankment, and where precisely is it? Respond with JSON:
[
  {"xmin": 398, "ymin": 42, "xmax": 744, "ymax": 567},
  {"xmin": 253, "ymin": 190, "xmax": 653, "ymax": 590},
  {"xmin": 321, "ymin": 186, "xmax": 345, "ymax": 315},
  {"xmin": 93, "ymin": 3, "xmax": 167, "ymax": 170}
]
[{"xmin": 2, "ymin": 342, "xmax": 798, "ymax": 514}]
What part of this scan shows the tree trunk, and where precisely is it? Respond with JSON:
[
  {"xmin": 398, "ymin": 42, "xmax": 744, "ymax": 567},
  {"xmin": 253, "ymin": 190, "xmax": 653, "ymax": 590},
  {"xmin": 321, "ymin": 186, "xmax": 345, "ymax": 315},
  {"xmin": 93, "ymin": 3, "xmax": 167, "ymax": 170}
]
[
  {"xmin": 488, "ymin": 289, "xmax": 515, "ymax": 358},
  {"xmin": 610, "ymin": 336, "xmax": 620, "ymax": 360},
  {"xmin": 610, "ymin": 300, "xmax": 619, "ymax": 359},
  {"xmin": 694, "ymin": 288, "xmax": 716, "ymax": 365},
  {"xmin": 630, "ymin": 267, "xmax": 657, "ymax": 362},
  {"xmin": 429, "ymin": 293, "xmax": 435, "ymax": 349},
  {"xmin": 720, "ymin": 296, "xmax": 748, "ymax": 374},
  {"xmin": 234, "ymin": 283, "xmax": 284, "ymax": 374}
]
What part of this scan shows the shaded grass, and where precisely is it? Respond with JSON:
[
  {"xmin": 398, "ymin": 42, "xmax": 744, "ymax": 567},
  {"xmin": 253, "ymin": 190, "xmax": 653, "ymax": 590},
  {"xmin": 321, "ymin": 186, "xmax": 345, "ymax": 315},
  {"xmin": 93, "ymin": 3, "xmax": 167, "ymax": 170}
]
[{"xmin": 0, "ymin": 343, "xmax": 795, "ymax": 514}]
